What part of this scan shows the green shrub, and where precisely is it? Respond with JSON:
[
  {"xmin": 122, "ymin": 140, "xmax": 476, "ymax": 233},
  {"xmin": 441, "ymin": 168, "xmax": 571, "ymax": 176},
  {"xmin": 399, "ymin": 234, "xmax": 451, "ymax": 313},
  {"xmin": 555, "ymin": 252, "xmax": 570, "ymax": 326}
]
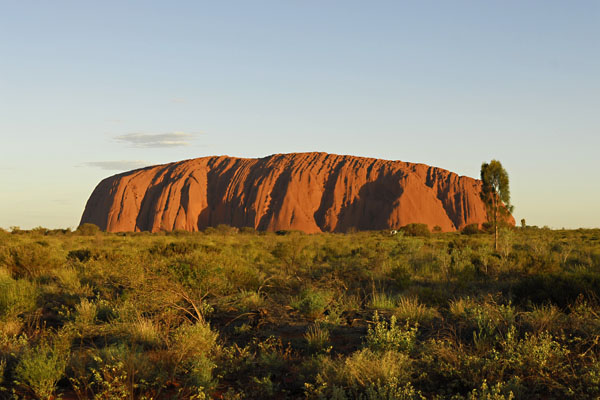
[
  {"xmin": 292, "ymin": 289, "xmax": 331, "ymax": 318},
  {"xmin": 362, "ymin": 380, "xmax": 425, "ymax": 400},
  {"xmin": 215, "ymin": 224, "xmax": 239, "ymax": 235},
  {"xmin": 165, "ymin": 322, "xmax": 220, "ymax": 395},
  {"xmin": 14, "ymin": 339, "xmax": 67, "ymax": 399},
  {"xmin": 366, "ymin": 312, "xmax": 418, "ymax": 353},
  {"xmin": 462, "ymin": 223, "xmax": 481, "ymax": 235},
  {"xmin": 95, "ymin": 300, "xmax": 118, "ymax": 323},
  {"xmin": 233, "ymin": 290, "xmax": 265, "ymax": 312},
  {"xmin": 67, "ymin": 249, "xmax": 93, "ymax": 262},
  {"xmin": 0, "ymin": 269, "xmax": 37, "ymax": 320},
  {"xmin": 87, "ymin": 344, "xmax": 156, "ymax": 399},
  {"xmin": 171, "ymin": 321, "xmax": 219, "ymax": 360},
  {"xmin": 500, "ymin": 328, "xmax": 571, "ymax": 395},
  {"xmin": 53, "ymin": 266, "xmax": 88, "ymax": 295},
  {"xmin": 389, "ymin": 265, "xmax": 411, "ymax": 290},
  {"xmin": 128, "ymin": 318, "xmax": 162, "ymax": 348},
  {"xmin": 184, "ymin": 354, "xmax": 217, "ymax": 396},
  {"xmin": 149, "ymin": 241, "xmax": 199, "ymax": 257},
  {"xmin": 74, "ymin": 298, "xmax": 97, "ymax": 325},
  {"xmin": 75, "ymin": 223, "xmax": 101, "ymax": 236},
  {"xmin": 6, "ymin": 243, "xmax": 61, "ymax": 278},
  {"xmin": 522, "ymin": 304, "xmax": 566, "ymax": 333},
  {"xmin": 468, "ymin": 380, "xmax": 514, "ymax": 400},
  {"xmin": 400, "ymin": 224, "xmax": 430, "ymax": 237},
  {"xmin": 307, "ymin": 349, "xmax": 415, "ymax": 398},
  {"xmin": 567, "ymin": 297, "xmax": 600, "ymax": 337},
  {"xmin": 449, "ymin": 297, "xmax": 515, "ymax": 347}
]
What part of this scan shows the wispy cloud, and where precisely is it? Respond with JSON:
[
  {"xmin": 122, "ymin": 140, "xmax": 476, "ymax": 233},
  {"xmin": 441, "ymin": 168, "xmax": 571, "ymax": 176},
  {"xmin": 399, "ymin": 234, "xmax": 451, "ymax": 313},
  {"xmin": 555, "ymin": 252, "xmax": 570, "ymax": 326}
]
[
  {"xmin": 114, "ymin": 132, "xmax": 194, "ymax": 148},
  {"xmin": 84, "ymin": 160, "xmax": 148, "ymax": 171}
]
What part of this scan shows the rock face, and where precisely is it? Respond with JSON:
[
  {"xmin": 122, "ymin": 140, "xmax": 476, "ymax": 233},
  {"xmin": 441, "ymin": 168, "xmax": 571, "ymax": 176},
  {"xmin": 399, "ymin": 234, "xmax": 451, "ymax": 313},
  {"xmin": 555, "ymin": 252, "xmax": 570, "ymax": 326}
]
[{"xmin": 81, "ymin": 152, "xmax": 511, "ymax": 233}]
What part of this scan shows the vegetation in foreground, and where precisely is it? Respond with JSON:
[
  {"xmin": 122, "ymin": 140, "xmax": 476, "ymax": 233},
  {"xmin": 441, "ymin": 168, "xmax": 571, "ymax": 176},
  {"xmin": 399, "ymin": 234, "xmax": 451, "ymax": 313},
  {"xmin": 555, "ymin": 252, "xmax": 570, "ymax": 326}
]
[{"xmin": 1, "ymin": 224, "xmax": 600, "ymax": 399}]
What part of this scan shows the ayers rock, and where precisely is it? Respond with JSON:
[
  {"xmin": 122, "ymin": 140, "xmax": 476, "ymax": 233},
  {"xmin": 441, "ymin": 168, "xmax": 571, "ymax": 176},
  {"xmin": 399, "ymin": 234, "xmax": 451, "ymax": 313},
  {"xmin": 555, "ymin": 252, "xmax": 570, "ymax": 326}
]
[{"xmin": 81, "ymin": 152, "xmax": 511, "ymax": 233}]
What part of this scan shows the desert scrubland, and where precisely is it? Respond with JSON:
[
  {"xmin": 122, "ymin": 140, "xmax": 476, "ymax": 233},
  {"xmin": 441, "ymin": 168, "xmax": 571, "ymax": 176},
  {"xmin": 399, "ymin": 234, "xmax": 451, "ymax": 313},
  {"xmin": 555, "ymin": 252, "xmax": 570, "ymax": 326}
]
[{"xmin": 1, "ymin": 225, "xmax": 600, "ymax": 399}]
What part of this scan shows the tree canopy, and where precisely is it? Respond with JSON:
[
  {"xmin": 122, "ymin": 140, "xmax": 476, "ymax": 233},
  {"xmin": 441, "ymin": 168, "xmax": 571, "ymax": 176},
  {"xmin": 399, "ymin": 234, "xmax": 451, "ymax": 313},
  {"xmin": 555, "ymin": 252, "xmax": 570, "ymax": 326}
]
[{"xmin": 480, "ymin": 160, "xmax": 513, "ymax": 250}]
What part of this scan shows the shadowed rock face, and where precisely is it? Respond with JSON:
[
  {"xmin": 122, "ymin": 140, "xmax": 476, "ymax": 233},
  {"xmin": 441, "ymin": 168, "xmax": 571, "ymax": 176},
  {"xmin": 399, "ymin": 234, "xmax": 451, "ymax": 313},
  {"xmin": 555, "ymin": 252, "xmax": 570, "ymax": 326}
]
[{"xmin": 80, "ymin": 152, "xmax": 511, "ymax": 233}]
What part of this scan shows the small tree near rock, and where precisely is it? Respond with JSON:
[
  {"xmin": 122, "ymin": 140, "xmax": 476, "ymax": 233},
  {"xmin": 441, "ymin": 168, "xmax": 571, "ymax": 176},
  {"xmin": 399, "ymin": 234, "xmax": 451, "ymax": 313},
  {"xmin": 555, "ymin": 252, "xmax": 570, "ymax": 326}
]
[{"xmin": 480, "ymin": 160, "xmax": 513, "ymax": 251}]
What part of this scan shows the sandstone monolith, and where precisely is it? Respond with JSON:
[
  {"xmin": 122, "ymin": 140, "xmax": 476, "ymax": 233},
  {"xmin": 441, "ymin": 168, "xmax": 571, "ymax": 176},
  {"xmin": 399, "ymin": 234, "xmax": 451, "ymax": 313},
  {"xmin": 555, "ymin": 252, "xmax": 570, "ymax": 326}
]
[{"xmin": 81, "ymin": 152, "xmax": 513, "ymax": 233}]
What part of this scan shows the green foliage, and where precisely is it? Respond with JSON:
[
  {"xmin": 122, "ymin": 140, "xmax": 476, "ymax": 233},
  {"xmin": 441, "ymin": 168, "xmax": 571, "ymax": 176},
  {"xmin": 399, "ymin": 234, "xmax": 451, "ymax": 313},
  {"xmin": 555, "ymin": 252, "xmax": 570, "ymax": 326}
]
[
  {"xmin": 462, "ymin": 223, "xmax": 481, "ymax": 235},
  {"xmin": 389, "ymin": 265, "xmax": 411, "ymax": 290},
  {"xmin": 468, "ymin": 380, "xmax": 514, "ymax": 400},
  {"xmin": 67, "ymin": 248, "xmax": 93, "ymax": 262},
  {"xmin": 369, "ymin": 292, "xmax": 397, "ymax": 310},
  {"xmin": 400, "ymin": 223, "xmax": 431, "ymax": 237},
  {"xmin": 13, "ymin": 339, "xmax": 67, "ymax": 399},
  {"xmin": 171, "ymin": 321, "xmax": 219, "ymax": 360},
  {"xmin": 393, "ymin": 297, "xmax": 439, "ymax": 324},
  {"xmin": 480, "ymin": 160, "xmax": 511, "ymax": 210},
  {"xmin": 76, "ymin": 223, "xmax": 101, "ymax": 236},
  {"xmin": 5, "ymin": 242, "xmax": 61, "ymax": 278},
  {"xmin": 0, "ymin": 269, "xmax": 37, "ymax": 320},
  {"xmin": 361, "ymin": 380, "xmax": 426, "ymax": 400},
  {"xmin": 149, "ymin": 241, "xmax": 199, "ymax": 257},
  {"xmin": 0, "ymin": 227, "xmax": 599, "ymax": 398},
  {"xmin": 480, "ymin": 160, "xmax": 513, "ymax": 251},
  {"xmin": 292, "ymin": 288, "xmax": 331, "ymax": 317},
  {"xmin": 366, "ymin": 312, "xmax": 418, "ymax": 353},
  {"xmin": 305, "ymin": 323, "xmax": 331, "ymax": 354},
  {"xmin": 307, "ymin": 349, "xmax": 417, "ymax": 399},
  {"xmin": 86, "ymin": 344, "xmax": 160, "ymax": 399}
]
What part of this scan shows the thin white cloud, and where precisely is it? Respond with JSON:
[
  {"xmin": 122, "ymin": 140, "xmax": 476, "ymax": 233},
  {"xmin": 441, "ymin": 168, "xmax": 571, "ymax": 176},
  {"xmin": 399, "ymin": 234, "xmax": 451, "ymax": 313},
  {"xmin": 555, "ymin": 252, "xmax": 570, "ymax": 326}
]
[
  {"xmin": 84, "ymin": 160, "xmax": 149, "ymax": 171},
  {"xmin": 114, "ymin": 132, "xmax": 194, "ymax": 148}
]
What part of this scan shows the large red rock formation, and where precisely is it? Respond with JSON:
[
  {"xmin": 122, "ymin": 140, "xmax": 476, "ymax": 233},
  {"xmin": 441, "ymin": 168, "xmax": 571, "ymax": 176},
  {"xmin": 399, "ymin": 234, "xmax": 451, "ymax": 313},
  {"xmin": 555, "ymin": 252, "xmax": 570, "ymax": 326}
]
[{"xmin": 80, "ymin": 152, "xmax": 511, "ymax": 233}]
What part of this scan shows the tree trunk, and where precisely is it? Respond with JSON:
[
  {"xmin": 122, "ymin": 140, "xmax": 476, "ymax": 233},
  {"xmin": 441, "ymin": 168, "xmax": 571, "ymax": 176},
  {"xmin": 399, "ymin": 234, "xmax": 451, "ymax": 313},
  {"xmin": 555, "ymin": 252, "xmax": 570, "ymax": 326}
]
[{"xmin": 493, "ymin": 193, "xmax": 498, "ymax": 252}]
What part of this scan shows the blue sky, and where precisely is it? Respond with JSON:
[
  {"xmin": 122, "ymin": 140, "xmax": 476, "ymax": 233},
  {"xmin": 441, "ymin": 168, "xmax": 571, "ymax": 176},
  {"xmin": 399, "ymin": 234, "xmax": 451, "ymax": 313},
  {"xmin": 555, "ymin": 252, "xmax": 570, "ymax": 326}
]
[{"xmin": 1, "ymin": 1, "xmax": 598, "ymax": 229}]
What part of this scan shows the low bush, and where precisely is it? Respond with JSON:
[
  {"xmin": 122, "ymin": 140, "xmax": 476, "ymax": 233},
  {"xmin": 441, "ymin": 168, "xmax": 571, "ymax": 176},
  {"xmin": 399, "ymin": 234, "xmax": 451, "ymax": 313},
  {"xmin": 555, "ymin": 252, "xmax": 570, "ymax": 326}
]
[
  {"xmin": 400, "ymin": 223, "xmax": 431, "ymax": 237},
  {"xmin": 75, "ymin": 223, "xmax": 101, "ymax": 236},
  {"xmin": 0, "ymin": 269, "xmax": 37, "ymax": 320},
  {"xmin": 149, "ymin": 241, "xmax": 199, "ymax": 257},
  {"xmin": 366, "ymin": 312, "xmax": 418, "ymax": 353},
  {"xmin": 6, "ymin": 243, "xmax": 61, "ymax": 278},
  {"xmin": 13, "ymin": 339, "xmax": 67, "ymax": 399},
  {"xmin": 67, "ymin": 249, "xmax": 93, "ymax": 263},
  {"xmin": 462, "ymin": 223, "xmax": 481, "ymax": 235},
  {"xmin": 292, "ymin": 289, "xmax": 331, "ymax": 318},
  {"xmin": 307, "ymin": 349, "xmax": 417, "ymax": 398}
]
